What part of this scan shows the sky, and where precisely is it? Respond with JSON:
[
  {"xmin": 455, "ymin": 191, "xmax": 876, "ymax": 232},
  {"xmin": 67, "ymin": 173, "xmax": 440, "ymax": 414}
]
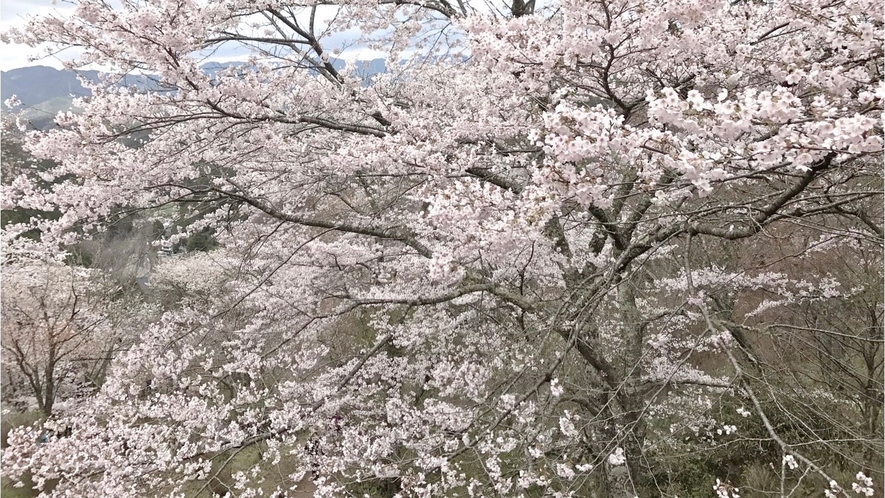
[
  {"xmin": 0, "ymin": 0, "xmax": 393, "ymax": 72},
  {"xmin": 1, "ymin": 0, "xmax": 78, "ymax": 70}
]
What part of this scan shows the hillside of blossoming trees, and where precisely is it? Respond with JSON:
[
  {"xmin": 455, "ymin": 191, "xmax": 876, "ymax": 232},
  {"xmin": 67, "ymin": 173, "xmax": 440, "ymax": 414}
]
[{"xmin": 0, "ymin": 0, "xmax": 882, "ymax": 496}]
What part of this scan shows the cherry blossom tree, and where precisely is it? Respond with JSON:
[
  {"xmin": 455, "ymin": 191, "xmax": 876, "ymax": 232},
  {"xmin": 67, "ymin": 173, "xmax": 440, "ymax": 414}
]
[
  {"xmin": 1, "ymin": 261, "xmax": 127, "ymax": 417},
  {"xmin": 1, "ymin": 0, "xmax": 882, "ymax": 496}
]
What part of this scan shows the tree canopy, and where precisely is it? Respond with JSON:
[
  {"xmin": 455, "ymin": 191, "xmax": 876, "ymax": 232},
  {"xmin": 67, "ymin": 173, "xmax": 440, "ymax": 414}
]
[{"xmin": 1, "ymin": 0, "xmax": 882, "ymax": 496}]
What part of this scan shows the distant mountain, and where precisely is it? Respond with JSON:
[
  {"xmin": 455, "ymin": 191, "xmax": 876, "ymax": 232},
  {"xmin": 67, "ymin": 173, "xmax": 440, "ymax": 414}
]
[
  {"xmin": 2, "ymin": 59, "xmax": 386, "ymax": 110},
  {"xmin": 1, "ymin": 60, "xmax": 387, "ymax": 130},
  {"xmin": 1, "ymin": 66, "xmax": 98, "ymax": 108},
  {"xmin": 348, "ymin": 58, "xmax": 387, "ymax": 79}
]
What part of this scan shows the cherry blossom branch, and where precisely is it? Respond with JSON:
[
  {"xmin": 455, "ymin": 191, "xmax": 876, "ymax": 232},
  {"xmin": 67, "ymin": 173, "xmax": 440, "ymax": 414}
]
[
  {"xmin": 644, "ymin": 153, "xmax": 841, "ymax": 246},
  {"xmin": 718, "ymin": 342, "xmax": 850, "ymax": 498},
  {"xmin": 210, "ymin": 186, "xmax": 433, "ymax": 257},
  {"xmin": 344, "ymin": 283, "xmax": 536, "ymax": 311}
]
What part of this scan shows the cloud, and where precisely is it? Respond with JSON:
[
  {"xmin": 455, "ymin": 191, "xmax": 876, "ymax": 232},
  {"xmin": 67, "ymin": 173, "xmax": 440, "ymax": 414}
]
[
  {"xmin": 1, "ymin": 0, "xmax": 70, "ymax": 21},
  {"xmin": 1, "ymin": 0, "xmax": 79, "ymax": 70},
  {"xmin": 0, "ymin": 2, "xmax": 449, "ymax": 71}
]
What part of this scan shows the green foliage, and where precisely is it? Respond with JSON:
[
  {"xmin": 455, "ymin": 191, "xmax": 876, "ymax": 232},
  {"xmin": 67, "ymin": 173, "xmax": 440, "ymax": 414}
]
[{"xmin": 185, "ymin": 228, "xmax": 219, "ymax": 253}]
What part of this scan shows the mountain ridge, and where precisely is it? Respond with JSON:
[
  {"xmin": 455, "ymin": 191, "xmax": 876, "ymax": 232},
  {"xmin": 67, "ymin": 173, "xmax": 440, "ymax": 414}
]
[{"xmin": 1, "ymin": 59, "xmax": 387, "ymax": 128}]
